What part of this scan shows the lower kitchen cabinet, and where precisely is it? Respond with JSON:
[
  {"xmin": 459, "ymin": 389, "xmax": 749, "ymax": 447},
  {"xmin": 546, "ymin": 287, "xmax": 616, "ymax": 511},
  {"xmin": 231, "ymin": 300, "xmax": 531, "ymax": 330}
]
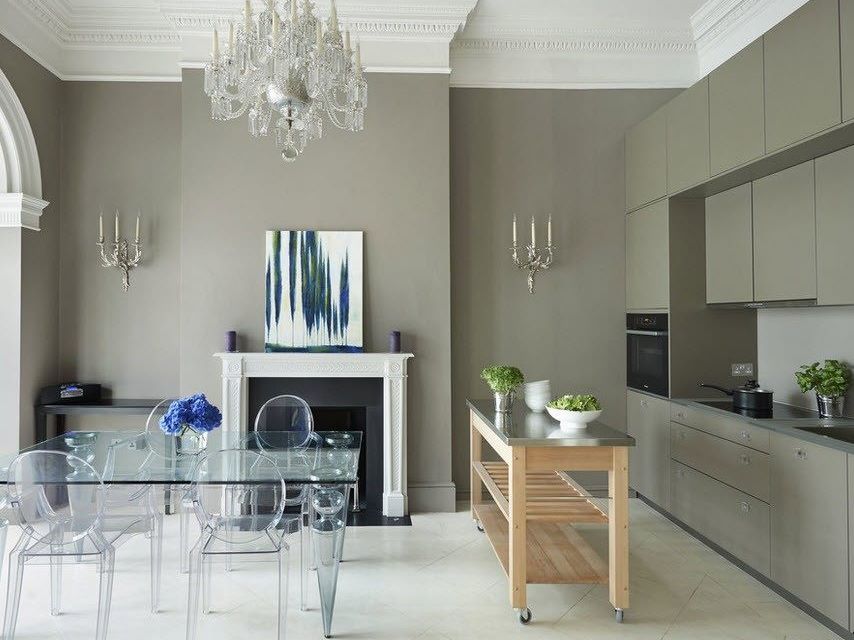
[
  {"xmin": 771, "ymin": 433, "xmax": 848, "ymax": 627},
  {"xmin": 671, "ymin": 460, "xmax": 770, "ymax": 575},
  {"xmin": 627, "ymin": 390, "xmax": 670, "ymax": 507}
]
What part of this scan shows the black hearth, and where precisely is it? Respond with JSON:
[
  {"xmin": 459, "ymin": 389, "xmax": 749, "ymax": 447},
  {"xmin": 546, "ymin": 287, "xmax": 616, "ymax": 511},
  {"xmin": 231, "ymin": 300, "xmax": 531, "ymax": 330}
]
[{"xmin": 248, "ymin": 378, "xmax": 383, "ymax": 512}]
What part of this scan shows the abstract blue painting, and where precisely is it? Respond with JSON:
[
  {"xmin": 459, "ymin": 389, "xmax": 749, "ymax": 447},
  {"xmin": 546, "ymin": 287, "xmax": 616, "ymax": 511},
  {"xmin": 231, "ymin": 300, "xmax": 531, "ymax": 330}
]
[{"xmin": 264, "ymin": 230, "xmax": 363, "ymax": 352}]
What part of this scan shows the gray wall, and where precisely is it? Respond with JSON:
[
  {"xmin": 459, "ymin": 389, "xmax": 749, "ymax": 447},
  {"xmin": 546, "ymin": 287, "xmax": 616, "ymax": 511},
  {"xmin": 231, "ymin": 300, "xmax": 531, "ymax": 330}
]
[
  {"xmin": 180, "ymin": 70, "xmax": 453, "ymax": 510},
  {"xmin": 59, "ymin": 82, "xmax": 181, "ymax": 399},
  {"xmin": 449, "ymin": 87, "xmax": 678, "ymax": 494},
  {"xmin": 758, "ymin": 306, "xmax": 854, "ymax": 411},
  {"xmin": 0, "ymin": 34, "xmax": 62, "ymax": 447}
]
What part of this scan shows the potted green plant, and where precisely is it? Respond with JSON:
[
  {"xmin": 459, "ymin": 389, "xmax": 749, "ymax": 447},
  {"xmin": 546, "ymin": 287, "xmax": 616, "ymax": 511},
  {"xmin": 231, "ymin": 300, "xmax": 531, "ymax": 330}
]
[
  {"xmin": 795, "ymin": 359, "xmax": 851, "ymax": 418},
  {"xmin": 481, "ymin": 365, "xmax": 525, "ymax": 413}
]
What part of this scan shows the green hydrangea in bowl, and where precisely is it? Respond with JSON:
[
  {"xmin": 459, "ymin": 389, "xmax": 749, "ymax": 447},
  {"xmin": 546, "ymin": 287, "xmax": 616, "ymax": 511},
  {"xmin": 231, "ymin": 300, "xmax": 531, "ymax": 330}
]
[{"xmin": 546, "ymin": 394, "xmax": 602, "ymax": 431}]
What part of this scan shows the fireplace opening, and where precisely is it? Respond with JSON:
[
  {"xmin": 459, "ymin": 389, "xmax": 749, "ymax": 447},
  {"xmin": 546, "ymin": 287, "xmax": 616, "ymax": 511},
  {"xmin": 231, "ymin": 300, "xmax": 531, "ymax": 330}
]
[{"xmin": 248, "ymin": 378, "xmax": 383, "ymax": 513}]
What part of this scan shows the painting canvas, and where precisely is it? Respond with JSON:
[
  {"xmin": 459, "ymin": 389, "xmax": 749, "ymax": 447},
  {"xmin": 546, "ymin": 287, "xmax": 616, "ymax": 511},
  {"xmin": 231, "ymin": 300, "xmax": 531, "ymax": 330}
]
[{"xmin": 264, "ymin": 230, "xmax": 363, "ymax": 352}]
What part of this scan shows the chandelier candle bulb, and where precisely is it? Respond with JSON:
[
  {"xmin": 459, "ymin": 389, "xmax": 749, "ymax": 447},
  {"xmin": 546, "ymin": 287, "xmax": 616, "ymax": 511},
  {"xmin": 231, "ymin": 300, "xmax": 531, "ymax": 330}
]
[
  {"xmin": 355, "ymin": 41, "xmax": 362, "ymax": 75},
  {"xmin": 330, "ymin": 0, "xmax": 339, "ymax": 32},
  {"xmin": 512, "ymin": 214, "xmax": 517, "ymax": 244},
  {"xmin": 114, "ymin": 211, "xmax": 119, "ymax": 241},
  {"xmin": 228, "ymin": 22, "xmax": 234, "ymax": 56},
  {"xmin": 316, "ymin": 22, "xmax": 324, "ymax": 51},
  {"xmin": 291, "ymin": 0, "xmax": 297, "ymax": 23},
  {"xmin": 531, "ymin": 216, "xmax": 536, "ymax": 246},
  {"xmin": 244, "ymin": 0, "xmax": 252, "ymax": 31},
  {"xmin": 344, "ymin": 30, "xmax": 350, "ymax": 53},
  {"xmin": 272, "ymin": 9, "xmax": 279, "ymax": 42},
  {"xmin": 548, "ymin": 214, "xmax": 552, "ymax": 245},
  {"xmin": 98, "ymin": 214, "xmax": 103, "ymax": 242},
  {"xmin": 212, "ymin": 28, "xmax": 219, "ymax": 59},
  {"xmin": 135, "ymin": 215, "xmax": 140, "ymax": 244}
]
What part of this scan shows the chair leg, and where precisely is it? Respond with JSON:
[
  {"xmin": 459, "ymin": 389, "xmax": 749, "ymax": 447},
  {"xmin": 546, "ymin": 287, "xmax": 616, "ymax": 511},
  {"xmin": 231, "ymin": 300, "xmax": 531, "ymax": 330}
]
[
  {"xmin": 0, "ymin": 522, "xmax": 6, "ymax": 582},
  {"xmin": 277, "ymin": 544, "xmax": 289, "ymax": 640},
  {"xmin": 49, "ymin": 553, "xmax": 62, "ymax": 616},
  {"xmin": 151, "ymin": 512, "xmax": 163, "ymax": 613},
  {"xmin": 180, "ymin": 507, "xmax": 190, "ymax": 574},
  {"xmin": 3, "ymin": 537, "xmax": 27, "ymax": 640},
  {"xmin": 95, "ymin": 546, "xmax": 115, "ymax": 640},
  {"xmin": 202, "ymin": 553, "xmax": 212, "ymax": 614},
  {"xmin": 186, "ymin": 539, "xmax": 204, "ymax": 640}
]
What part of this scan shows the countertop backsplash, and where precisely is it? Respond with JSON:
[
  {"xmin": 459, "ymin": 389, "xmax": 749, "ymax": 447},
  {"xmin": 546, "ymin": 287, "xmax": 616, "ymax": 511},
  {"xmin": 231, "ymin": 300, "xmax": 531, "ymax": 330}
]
[{"xmin": 757, "ymin": 306, "xmax": 854, "ymax": 413}]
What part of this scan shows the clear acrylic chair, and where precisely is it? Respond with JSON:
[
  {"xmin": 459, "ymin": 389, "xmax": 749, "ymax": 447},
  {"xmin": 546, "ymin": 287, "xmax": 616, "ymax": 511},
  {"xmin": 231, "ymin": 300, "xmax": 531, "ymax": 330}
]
[
  {"xmin": 254, "ymin": 394, "xmax": 318, "ymax": 609},
  {"xmin": 185, "ymin": 449, "xmax": 291, "ymax": 640},
  {"xmin": 3, "ymin": 450, "xmax": 158, "ymax": 640}
]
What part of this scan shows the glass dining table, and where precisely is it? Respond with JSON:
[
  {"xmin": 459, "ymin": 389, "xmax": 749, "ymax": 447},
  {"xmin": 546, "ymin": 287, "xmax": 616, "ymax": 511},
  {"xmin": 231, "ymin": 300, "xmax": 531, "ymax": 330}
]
[{"xmin": 0, "ymin": 429, "xmax": 362, "ymax": 639}]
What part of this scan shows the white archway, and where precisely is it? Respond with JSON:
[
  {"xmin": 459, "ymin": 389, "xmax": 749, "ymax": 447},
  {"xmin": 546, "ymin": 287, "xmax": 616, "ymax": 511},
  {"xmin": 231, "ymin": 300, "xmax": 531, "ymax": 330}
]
[{"xmin": 0, "ymin": 67, "xmax": 48, "ymax": 230}]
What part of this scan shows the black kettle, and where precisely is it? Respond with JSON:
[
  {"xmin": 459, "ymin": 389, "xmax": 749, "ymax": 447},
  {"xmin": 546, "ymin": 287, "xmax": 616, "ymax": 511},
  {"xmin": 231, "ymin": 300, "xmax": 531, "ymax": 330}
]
[{"xmin": 698, "ymin": 380, "xmax": 774, "ymax": 412}]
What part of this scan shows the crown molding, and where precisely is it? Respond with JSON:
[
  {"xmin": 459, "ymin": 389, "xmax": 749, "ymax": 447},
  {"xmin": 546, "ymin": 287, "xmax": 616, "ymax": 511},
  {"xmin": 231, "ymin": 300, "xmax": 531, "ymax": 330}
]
[
  {"xmin": 450, "ymin": 18, "xmax": 699, "ymax": 88},
  {"xmin": 0, "ymin": 0, "xmax": 477, "ymax": 80},
  {"xmin": 691, "ymin": 0, "xmax": 809, "ymax": 76}
]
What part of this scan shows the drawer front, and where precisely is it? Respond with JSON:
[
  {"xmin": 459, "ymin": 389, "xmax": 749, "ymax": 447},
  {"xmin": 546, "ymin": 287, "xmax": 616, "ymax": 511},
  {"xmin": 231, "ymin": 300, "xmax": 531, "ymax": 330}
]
[
  {"xmin": 671, "ymin": 403, "xmax": 769, "ymax": 453},
  {"xmin": 671, "ymin": 461, "xmax": 770, "ymax": 575},
  {"xmin": 671, "ymin": 423, "xmax": 770, "ymax": 502}
]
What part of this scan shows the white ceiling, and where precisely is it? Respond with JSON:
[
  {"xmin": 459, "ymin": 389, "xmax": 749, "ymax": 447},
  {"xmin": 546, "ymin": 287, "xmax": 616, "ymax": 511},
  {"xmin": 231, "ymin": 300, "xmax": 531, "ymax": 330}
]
[{"xmin": 0, "ymin": 0, "xmax": 810, "ymax": 86}]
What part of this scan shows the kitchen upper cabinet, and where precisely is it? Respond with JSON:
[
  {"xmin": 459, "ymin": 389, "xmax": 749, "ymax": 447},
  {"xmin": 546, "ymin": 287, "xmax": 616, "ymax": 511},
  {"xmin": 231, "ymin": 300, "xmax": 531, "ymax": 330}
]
[
  {"xmin": 752, "ymin": 162, "xmax": 817, "ymax": 302},
  {"xmin": 816, "ymin": 144, "xmax": 854, "ymax": 306},
  {"xmin": 705, "ymin": 184, "xmax": 754, "ymax": 304},
  {"xmin": 842, "ymin": 0, "xmax": 854, "ymax": 122},
  {"xmin": 709, "ymin": 40, "xmax": 765, "ymax": 175},
  {"xmin": 626, "ymin": 201, "xmax": 669, "ymax": 311},
  {"xmin": 626, "ymin": 108, "xmax": 667, "ymax": 212},
  {"xmin": 627, "ymin": 390, "xmax": 670, "ymax": 507},
  {"xmin": 771, "ymin": 433, "xmax": 848, "ymax": 627},
  {"xmin": 667, "ymin": 78, "xmax": 710, "ymax": 193},
  {"xmin": 764, "ymin": 0, "xmax": 841, "ymax": 152}
]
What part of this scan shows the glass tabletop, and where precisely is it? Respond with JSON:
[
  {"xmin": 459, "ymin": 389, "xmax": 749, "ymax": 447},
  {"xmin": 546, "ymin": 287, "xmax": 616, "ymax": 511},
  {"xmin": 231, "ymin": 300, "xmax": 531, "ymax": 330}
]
[{"xmin": 0, "ymin": 430, "xmax": 362, "ymax": 485}]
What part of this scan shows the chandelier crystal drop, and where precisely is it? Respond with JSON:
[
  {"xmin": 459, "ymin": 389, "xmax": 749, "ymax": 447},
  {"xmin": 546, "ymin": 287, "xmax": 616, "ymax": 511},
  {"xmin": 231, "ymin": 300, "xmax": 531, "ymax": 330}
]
[{"xmin": 204, "ymin": 0, "xmax": 367, "ymax": 162}]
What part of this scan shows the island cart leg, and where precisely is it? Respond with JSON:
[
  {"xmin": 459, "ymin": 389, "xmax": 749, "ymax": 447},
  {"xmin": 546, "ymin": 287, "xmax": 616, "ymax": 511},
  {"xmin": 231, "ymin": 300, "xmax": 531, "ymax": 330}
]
[
  {"xmin": 609, "ymin": 446, "xmax": 629, "ymax": 622},
  {"xmin": 471, "ymin": 415, "xmax": 483, "ymax": 531},
  {"xmin": 509, "ymin": 447, "xmax": 530, "ymax": 624}
]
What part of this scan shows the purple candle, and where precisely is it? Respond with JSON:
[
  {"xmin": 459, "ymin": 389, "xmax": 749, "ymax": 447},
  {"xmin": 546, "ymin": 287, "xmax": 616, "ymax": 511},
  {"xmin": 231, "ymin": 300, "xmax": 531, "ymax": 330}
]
[
  {"xmin": 225, "ymin": 331, "xmax": 237, "ymax": 353},
  {"xmin": 389, "ymin": 331, "xmax": 401, "ymax": 353}
]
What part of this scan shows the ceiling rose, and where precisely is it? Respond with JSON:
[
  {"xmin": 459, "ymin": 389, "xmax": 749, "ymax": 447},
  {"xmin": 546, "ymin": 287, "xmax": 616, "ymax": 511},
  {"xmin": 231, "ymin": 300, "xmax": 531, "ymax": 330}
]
[{"xmin": 204, "ymin": 0, "xmax": 367, "ymax": 162}]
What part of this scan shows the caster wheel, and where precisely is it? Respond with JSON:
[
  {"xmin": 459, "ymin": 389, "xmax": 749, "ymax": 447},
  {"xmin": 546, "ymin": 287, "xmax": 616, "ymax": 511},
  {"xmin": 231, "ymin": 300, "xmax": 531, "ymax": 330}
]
[
  {"xmin": 475, "ymin": 521, "xmax": 484, "ymax": 532},
  {"xmin": 518, "ymin": 608, "xmax": 532, "ymax": 624},
  {"xmin": 615, "ymin": 608, "xmax": 624, "ymax": 623}
]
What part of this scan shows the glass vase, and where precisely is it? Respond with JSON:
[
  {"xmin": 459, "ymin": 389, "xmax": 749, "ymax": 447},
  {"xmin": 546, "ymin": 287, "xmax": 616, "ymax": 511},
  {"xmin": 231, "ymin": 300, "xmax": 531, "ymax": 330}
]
[{"xmin": 177, "ymin": 426, "xmax": 208, "ymax": 456}]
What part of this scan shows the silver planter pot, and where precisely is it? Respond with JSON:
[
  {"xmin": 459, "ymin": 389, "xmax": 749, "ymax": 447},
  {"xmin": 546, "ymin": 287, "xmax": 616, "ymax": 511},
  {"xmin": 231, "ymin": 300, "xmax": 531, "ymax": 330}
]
[
  {"xmin": 816, "ymin": 394, "xmax": 845, "ymax": 418},
  {"xmin": 494, "ymin": 390, "xmax": 515, "ymax": 413}
]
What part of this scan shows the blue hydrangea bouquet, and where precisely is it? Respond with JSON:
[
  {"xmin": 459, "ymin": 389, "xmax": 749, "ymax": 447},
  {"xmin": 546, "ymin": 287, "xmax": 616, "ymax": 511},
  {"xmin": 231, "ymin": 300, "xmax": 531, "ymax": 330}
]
[{"xmin": 159, "ymin": 394, "xmax": 222, "ymax": 443}]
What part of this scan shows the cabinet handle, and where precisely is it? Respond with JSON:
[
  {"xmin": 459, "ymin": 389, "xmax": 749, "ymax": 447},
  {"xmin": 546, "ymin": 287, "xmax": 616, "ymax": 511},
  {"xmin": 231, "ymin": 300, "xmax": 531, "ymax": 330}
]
[
  {"xmin": 738, "ymin": 454, "xmax": 751, "ymax": 465},
  {"xmin": 739, "ymin": 430, "xmax": 751, "ymax": 441},
  {"xmin": 795, "ymin": 448, "xmax": 807, "ymax": 460},
  {"xmin": 738, "ymin": 501, "xmax": 750, "ymax": 513},
  {"xmin": 675, "ymin": 411, "xmax": 686, "ymax": 419}
]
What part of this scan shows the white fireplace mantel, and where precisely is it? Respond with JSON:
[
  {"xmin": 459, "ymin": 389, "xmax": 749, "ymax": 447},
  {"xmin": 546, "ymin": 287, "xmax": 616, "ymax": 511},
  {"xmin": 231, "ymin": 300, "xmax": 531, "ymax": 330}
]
[{"xmin": 214, "ymin": 352, "xmax": 414, "ymax": 517}]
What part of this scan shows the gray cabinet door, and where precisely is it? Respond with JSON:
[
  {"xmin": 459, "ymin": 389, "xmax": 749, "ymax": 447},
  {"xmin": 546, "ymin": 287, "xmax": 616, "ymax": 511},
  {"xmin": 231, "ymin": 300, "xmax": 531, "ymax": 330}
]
[
  {"xmin": 709, "ymin": 40, "xmax": 766, "ymax": 175},
  {"xmin": 842, "ymin": 0, "xmax": 854, "ymax": 122},
  {"xmin": 626, "ymin": 200, "xmax": 669, "ymax": 311},
  {"xmin": 752, "ymin": 162, "xmax": 817, "ymax": 302},
  {"xmin": 764, "ymin": 0, "xmax": 841, "ymax": 152},
  {"xmin": 627, "ymin": 390, "xmax": 670, "ymax": 507},
  {"xmin": 771, "ymin": 433, "xmax": 849, "ymax": 627},
  {"xmin": 705, "ymin": 184, "xmax": 754, "ymax": 304},
  {"xmin": 815, "ymin": 145, "xmax": 854, "ymax": 305},
  {"xmin": 626, "ymin": 108, "xmax": 667, "ymax": 212},
  {"xmin": 667, "ymin": 78, "xmax": 710, "ymax": 193}
]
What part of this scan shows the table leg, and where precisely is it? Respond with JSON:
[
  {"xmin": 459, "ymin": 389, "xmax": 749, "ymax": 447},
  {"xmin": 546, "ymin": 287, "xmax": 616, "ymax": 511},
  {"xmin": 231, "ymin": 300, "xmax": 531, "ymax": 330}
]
[
  {"xmin": 609, "ymin": 447, "xmax": 629, "ymax": 613},
  {"xmin": 35, "ymin": 410, "xmax": 47, "ymax": 443},
  {"xmin": 470, "ymin": 419, "xmax": 482, "ymax": 521},
  {"xmin": 312, "ymin": 483, "xmax": 349, "ymax": 639},
  {"xmin": 509, "ymin": 447, "xmax": 527, "ymax": 612}
]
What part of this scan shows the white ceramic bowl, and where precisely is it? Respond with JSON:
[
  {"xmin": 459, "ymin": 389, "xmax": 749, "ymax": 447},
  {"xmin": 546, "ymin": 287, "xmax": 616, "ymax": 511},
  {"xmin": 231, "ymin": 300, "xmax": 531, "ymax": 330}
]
[
  {"xmin": 546, "ymin": 406, "xmax": 603, "ymax": 431},
  {"xmin": 524, "ymin": 380, "xmax": 551, "ymax": 413}
]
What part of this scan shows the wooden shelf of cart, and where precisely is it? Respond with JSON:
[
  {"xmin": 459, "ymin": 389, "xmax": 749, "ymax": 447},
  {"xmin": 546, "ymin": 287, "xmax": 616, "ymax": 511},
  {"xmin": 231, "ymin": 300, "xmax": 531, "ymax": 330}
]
[{"xmin": 467, "ymin": 399, "xmax": 635, "ymax": 625}]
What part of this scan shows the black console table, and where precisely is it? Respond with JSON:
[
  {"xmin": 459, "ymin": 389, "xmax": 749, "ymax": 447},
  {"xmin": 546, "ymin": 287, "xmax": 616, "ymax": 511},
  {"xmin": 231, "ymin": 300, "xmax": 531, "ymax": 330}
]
[{"xmin": 35, "ymin": 398, "xmax": 162, "ymax": 443}]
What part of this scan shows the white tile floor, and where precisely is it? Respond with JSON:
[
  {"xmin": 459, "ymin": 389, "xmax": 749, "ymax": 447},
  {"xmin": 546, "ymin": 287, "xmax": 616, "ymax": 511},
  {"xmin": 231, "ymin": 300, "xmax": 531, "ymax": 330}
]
[{"xmin": 2, "ymin": 500, "xmax": 840, "ymax": 640}]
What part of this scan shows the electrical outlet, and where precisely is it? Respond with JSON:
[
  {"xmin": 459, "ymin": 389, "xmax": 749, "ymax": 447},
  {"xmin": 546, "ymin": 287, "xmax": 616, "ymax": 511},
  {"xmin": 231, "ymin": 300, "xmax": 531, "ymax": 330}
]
[{"xmin": 731, "ymin": 363, "xmax": 754, "ymax": 377}]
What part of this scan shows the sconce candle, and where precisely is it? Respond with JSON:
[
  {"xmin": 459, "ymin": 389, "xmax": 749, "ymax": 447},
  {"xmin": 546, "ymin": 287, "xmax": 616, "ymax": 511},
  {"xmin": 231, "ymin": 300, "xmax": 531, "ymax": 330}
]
[
  {"xmin": 98, "ymin": 209, "xmax": 143, "ymax": 292},
  {"xmin": 511, "ymin": 214, "xmax": 555, "ymax": 294}
]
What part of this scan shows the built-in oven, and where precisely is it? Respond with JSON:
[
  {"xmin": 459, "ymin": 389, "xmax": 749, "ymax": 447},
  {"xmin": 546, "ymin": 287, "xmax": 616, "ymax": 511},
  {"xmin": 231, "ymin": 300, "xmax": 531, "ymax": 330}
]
[{"xmin": 626, "ymin": 313, "xmax": 669, "ymax": 397}]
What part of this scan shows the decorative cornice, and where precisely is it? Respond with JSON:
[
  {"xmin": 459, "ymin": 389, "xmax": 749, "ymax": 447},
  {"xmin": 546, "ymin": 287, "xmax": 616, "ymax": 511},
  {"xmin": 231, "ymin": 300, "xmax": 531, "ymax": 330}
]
[
  {"xmin": 691, "ymin": 0, "xmax": 809, "ymax": 76},
  {"xmin": 0, "ymin": 194, "xmax": 50, "ymax": 231}
]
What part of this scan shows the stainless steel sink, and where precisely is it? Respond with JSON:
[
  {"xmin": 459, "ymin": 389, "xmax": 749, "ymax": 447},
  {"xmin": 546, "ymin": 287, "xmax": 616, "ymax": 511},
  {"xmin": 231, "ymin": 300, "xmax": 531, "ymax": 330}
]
[{"xmin": 796, "ymin": 426, "xmax": 854, "ymax": 444}]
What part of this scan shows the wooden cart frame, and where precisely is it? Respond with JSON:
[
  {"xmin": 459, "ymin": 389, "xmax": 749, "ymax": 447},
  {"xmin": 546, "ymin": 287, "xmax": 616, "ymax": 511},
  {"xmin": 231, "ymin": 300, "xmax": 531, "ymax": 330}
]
[{"xmin": 469, "ymin": 408, "xmax": 630, "ymax": 624}]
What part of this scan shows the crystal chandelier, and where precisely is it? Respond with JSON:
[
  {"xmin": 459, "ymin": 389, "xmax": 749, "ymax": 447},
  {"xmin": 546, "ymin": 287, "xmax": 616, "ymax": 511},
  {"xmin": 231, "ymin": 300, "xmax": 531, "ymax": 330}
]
[{"xmin": 204, "ymin": 0, "xmax": 367, "ymax": 162}]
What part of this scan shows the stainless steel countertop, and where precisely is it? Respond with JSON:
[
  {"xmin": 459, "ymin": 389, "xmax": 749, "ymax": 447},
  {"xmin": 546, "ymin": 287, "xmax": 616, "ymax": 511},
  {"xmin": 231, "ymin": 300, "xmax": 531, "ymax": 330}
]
[
  {"xmin": 467, "ymin": 399, "xmax": 635, "ymax": 448},
  {"xmin": 670, "ymin": 396, "xmax": 854, "ymax": 454}
]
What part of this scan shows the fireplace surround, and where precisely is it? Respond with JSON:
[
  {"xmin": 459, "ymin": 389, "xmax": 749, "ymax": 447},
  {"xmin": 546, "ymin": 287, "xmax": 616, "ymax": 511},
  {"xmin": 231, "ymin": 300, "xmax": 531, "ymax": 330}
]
[{"xmin": 215, "ymin": 352, "xmax": 413, "ymax": 517}]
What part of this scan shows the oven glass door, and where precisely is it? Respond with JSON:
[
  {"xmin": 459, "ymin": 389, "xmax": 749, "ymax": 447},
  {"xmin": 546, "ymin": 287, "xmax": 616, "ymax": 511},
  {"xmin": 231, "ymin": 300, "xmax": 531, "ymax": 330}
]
[{"xmin": 627, "ymin": 332, "xmax": 669, "ymax": 396}]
